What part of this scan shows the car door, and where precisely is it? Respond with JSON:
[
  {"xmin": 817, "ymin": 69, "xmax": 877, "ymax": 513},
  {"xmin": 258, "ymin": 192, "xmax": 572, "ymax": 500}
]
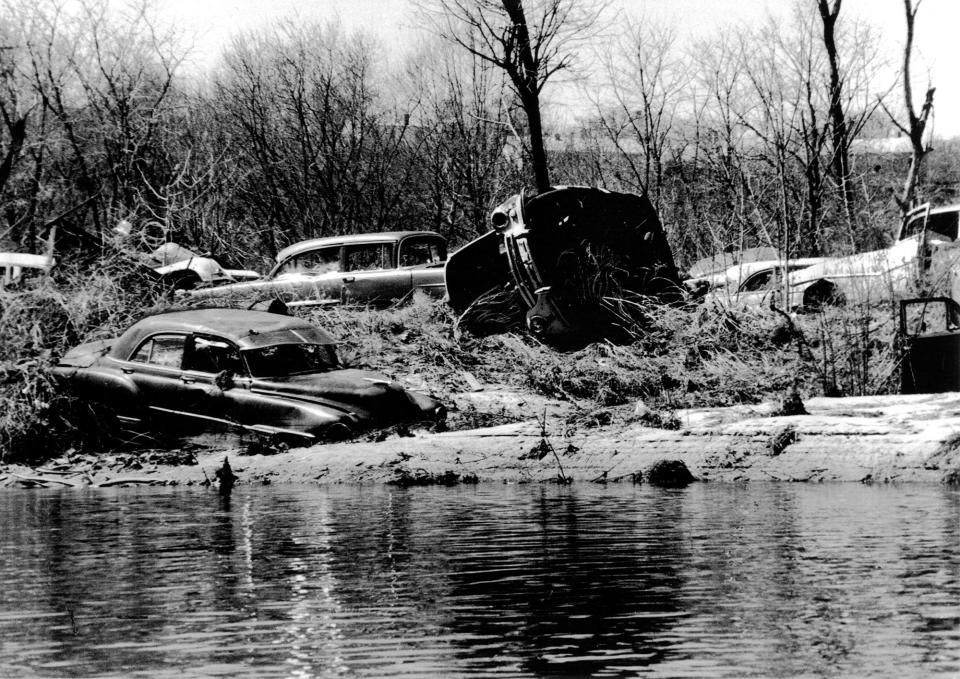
[
  {"xmin": 122, "ymin": 333, "xmax": 212, "ymax": 431},
  {"xmin": 181, "ymin": 334, "xmax": 316, "ymax": 439},
  {"xmin": 340, "ymin": 241, "xmax": 412, "ymax": 305},
  {"xmin": 271, "ymin": 245, "xmax": 345, "ymax": 306},
  {"xmin": 734, "ymin": 268, "xmax": 778, "ymax": 308},
  {"xmin": 178, "ymin": 334, "xmax": 252, "ymax": 433}
]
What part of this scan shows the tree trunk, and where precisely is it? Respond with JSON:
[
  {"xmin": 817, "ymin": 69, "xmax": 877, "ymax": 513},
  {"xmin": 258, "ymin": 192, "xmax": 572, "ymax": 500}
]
[
  {"xmin": 817, "ymin": 0, "xmax": 854, "ymax": 228},
  {"xmin": 895, "ymin": 0, "xmax": 934, "ymax": 219},
  {"xmin": 900, "ymin": 86, "xmax": 935, "ymax": 216},
  {"xmin": 0, "ymin": 115, "xmax": 26, "ymax": 197},
  {"xmin": 522, "ymin": 91, "xmax": 551, "ymax": 192},
  {"xmin": 502, "ymin": 0, "xmax": 551, "ymax": 192}
]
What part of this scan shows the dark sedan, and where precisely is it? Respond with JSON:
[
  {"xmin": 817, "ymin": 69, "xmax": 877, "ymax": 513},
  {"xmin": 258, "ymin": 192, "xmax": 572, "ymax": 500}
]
[{"xmin": 52, "ymin": 309, "xmax": 445, "ymax": 446}]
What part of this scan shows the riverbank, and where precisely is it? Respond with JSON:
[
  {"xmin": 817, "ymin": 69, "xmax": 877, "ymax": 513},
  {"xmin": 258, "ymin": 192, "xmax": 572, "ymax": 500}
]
[{"xmin": 4, "ymin": 391, "xmax": 959, "ymax": 488}]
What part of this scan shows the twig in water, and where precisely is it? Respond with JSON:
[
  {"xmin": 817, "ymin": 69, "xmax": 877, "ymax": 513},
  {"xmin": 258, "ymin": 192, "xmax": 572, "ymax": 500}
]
[{"xmin": 534, "ymin": 407, "xmax": 570, "ymax": 484}]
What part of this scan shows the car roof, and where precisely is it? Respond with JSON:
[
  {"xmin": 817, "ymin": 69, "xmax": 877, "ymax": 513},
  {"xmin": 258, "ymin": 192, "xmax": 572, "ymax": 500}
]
[
  {"xmin": 275, "ymin": 231, "xmax": 443, "ymax": 263},
  {"xmin": 112, "ymin": 309, "xmax": 336, "ymax": 357},
  {"xmin": 907, "ymin": 203, "xmax": 960, "ymax": 218}
]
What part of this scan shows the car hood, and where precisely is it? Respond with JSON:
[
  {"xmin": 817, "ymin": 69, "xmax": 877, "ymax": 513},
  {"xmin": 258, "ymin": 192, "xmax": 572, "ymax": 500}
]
[{"xmin": 249, "ymin": 368, "xmax": 430, "ymax": 421}]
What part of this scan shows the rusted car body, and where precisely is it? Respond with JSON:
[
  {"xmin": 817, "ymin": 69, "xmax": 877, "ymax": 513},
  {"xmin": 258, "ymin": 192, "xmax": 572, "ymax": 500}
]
[
  {"xmin": 52, "ymin": 309, "xmax": 445, "ymax": 445},
  {"xmin": 146, "ymin": 243, "xmax": 261, "ymax": 291},
  {"xmin": 899, "ymin": 296, "xmax": 960, "ymax": 394},
  {"xmin": 445, "ymin": 187, "xmax": 682, "ymax": 344},
  {"xmin": 189, "ymin": 231, "xmax": 447, "ymax": 309},
  {"xmin": 785, "ymin": 204, "xmax": 960, "ymax": 309}
]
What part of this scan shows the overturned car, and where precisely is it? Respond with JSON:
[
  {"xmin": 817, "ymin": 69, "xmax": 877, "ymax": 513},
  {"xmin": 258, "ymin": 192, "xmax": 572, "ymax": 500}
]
[
  {"xmin": 445, "ymin": 187, "xmax": 682, "ymax": 345},
  {"xmin": 52, "ymin": 309, "xmax": 445, "ymax": 446}
]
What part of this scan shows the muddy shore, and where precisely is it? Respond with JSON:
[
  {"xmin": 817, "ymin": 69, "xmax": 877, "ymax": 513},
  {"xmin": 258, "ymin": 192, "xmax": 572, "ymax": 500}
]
[{"xmin": 4, "ymin": 391, "xmax": 960, "ymax": 489}]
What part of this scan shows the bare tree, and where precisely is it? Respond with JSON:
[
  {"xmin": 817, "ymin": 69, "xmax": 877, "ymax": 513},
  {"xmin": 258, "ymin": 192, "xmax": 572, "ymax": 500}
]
[
  {"xmin": 884, "ymin": 0, "xmax": 934, "ymax": 218},
  {"xmin": 213, "ymin": 21, "xmax": 430, "ymax": 254},
  {"xmin": 402, "ymin": 41, "xmax": 514, "ymax": 243},
  {"xmin": 418, "ymin": 0, "xmax": 605, "ymax": 193},
  {"xmin": 0, "ymin": 50, "xmax": 28, "ymax": 203},
  {"xmin": 591, "ymin": 18, "xmax": 687, "ymax": 208}
]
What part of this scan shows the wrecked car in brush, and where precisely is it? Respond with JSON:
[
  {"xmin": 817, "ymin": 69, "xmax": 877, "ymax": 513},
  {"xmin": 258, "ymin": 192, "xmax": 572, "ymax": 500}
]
[
  {"xmin": 698, "ymin": 257, "xmax": 828, "ymax": 309},
  {"xmin": 51, "ymin": 309, "xmax": 445, "ymax": 446},
  {"xmin": 784, "ymin": 203, "xmax": 960, "ymax": 310},
  {"xmin": 188, "ymin": 231, "xmax": 447, "ymax": 310},
  {"xmin": 145, "ymin": 242, "xmax": 261, "ymax": 291},
  {"xmin": 445, "ymin": 186, "xmax": 682, "ymax": 345}
]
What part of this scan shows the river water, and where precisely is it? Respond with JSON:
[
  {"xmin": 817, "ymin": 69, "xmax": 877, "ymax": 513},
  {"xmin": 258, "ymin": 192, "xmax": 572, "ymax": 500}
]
[{"xmin": 0, "ymin": 484, "xmax": 957, "ymax": 678}]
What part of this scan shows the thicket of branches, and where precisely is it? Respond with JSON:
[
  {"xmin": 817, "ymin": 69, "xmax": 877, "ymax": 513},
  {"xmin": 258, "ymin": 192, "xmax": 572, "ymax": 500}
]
[{"xmin": 0, "ymin": 0, "xmax": 956, "ymax": 273}]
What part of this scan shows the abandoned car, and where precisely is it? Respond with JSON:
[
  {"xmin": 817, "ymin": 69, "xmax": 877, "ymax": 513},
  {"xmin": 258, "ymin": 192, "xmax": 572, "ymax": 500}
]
[
  {"xmin": 445, "ymin": 186, "xmax": 682, "ymax": 345},
  {"xmin": 700, "ymin": 257, "xmax": 828, "ymax": 309},
  {"xmin": 146, "ymin": 242, "xmax": 261, "ymax": 291},
  {"xmin": 785, "ymin": 203, "xmax": 960, "ymax": 309},
  {"xmin": 52, "ymin": 309, "xmax": 446, "ymax": 445},
  {"xmin": 189, "ymin": 231, "xmax": 447, "ymax": 309}
]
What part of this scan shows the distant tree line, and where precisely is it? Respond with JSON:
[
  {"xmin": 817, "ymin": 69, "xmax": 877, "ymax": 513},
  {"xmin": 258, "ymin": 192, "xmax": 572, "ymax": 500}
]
[{"xmin": 0, "ymin": 0, "xmax": 955, "ymax": 273}]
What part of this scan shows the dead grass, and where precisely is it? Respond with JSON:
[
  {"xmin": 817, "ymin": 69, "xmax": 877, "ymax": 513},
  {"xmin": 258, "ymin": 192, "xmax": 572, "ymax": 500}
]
[{"xmin": 0, "ymin": 259, "xmax": 170, "ymax": 461}]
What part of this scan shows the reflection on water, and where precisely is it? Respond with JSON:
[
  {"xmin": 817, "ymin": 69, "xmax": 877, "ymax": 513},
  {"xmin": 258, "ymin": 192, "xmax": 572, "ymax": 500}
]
[{"xmin": 0, "ymin": 484, "xmax": 957, "ymax": 678}]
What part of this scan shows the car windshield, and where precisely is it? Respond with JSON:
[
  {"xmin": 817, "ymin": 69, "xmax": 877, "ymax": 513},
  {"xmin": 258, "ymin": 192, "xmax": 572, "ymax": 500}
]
[{"xmin": 243, "ymin": 343, "xmax": 339, "ymax": 378}]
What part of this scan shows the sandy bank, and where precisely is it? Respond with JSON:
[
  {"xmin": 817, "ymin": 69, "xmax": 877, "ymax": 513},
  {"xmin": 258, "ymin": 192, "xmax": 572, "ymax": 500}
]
[{"xmin": 4, "ymin": 392, "xmax": 960, "ymax": 488}]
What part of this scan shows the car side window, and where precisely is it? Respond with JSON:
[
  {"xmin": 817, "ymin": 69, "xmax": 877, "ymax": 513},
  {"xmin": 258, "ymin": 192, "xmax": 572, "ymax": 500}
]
[
  {"xmin": 184, "ymin": 335, "xmax": 245, "ymax": 375},
  {"xmin": 926, "ymin": 212, "xmax": 959, "ymax": 241},
  {"xmin": 741, "ymin": 269, "xmax": 776, "ymax": 292},
  {"xmin": 345, "ymin": 243, "xmax": 392, "ymax": 272},
  {"xmin": 902, "ymin": 215, "xmax": 927, "ymax": 239},
  {"xmin": 277, "ymin": 247, "xmax": 341, "ymax": 276},
  {"xmin": 129, "ymin": 334, "xmax": 186, "ymax": 368},
  {"xmin": 399, "ymin": 237, "xmax": 446, "ymax": 267}
]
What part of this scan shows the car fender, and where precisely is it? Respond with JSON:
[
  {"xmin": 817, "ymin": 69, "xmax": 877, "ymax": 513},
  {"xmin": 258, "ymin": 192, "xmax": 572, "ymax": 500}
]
[
  {"xmin": 53, "ymin": 364, "xmax": 145, "ymax": 419},
  {"xmin": 411, "ymin": 266, "xmax": 447, "ymax": 296},
  {"xmin": 243, "ymin": 390, "xmax": 359, "ymax": 438},
  {"xmin": 154, "ymin": 257, "xmax": 225, "ymax": 282}
]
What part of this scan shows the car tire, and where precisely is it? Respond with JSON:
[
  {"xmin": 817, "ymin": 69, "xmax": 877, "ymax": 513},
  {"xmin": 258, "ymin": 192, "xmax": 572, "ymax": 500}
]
[
  {"xmin": 802, "ymin": 281, "xmax": 845, "ymax": 310},
  {"xmin": 325, "ymin": 422, "xmax": 353, "ymax": 442}
]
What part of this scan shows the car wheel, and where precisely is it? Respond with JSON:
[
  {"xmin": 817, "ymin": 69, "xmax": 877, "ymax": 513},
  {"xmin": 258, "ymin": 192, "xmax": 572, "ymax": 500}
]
[
  {"xmin": 802, "ymin": 281, "xmax": 845, "ymax": 310},
  {"xmin": 325, "ymin": 422, "xmax": 354, "ymax": 442}
]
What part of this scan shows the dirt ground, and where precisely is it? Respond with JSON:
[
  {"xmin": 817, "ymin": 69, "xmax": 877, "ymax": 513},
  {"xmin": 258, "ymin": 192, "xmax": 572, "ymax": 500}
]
[{"xmin": 3, "ymin": 390, "xmax": 960, "ymax": 490}]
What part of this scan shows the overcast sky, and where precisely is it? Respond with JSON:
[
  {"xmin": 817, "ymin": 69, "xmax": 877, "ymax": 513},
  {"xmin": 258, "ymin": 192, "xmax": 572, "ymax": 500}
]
[{"xmin": 160, "ymin": 0, "xmax": 959, "ymax": 137}]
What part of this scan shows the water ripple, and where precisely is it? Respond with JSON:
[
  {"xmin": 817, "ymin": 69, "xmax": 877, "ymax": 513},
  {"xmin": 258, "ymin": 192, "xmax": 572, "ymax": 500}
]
[{"xmin": 0, "ymin": 484, "xmax": 957, "ymax": 677}]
